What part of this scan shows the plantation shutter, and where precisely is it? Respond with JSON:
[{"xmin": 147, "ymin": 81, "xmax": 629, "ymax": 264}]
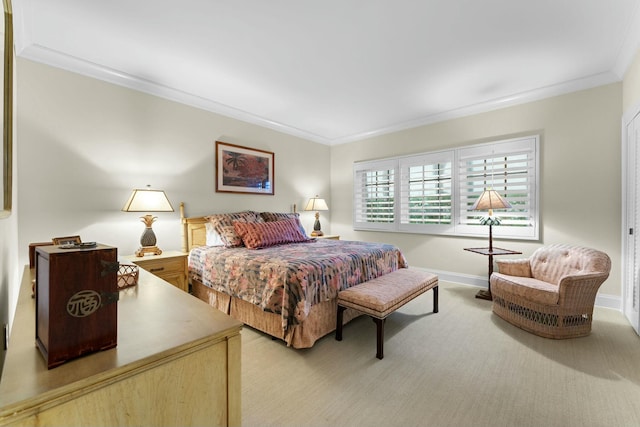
[
  {"xmin": 353, "ymin": 159, "xmax": 397, "ymax": 231},
  {"xmin": 399, "ymin": 151, "xmax": 454, "ymax": 233},
  {"xmin": 457, "ymin": 136, "xmax": 538, "ymax": 239},
  {"xmin": 352, "ymin": 135, "xmax": 538, "ymax": 240}
]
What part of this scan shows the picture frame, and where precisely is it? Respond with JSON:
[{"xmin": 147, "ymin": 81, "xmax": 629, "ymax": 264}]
[
  {"xmin": 52, "ymin": 235, "xmax": 82, "ymax": 245},
  {"xmin": 215, "ymin": 141, "xmax": 274, "ymax": 195},
  {"xmin": 0, "ymin": 2, "xmax": 13, "ymax": 219}
]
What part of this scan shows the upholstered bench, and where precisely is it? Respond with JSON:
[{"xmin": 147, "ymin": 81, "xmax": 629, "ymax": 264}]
[{"xmin": 335, "ymin": 268, "xmax": 438, "ymax": 359}]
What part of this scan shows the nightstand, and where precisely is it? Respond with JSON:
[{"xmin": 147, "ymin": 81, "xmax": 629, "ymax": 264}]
[
  {"xmin": 122, "ymin": 251, "xmax": 189, "ymax": 292},
  {"xmin": 315, "ymin": 234, "xmax": 340, "ymax": 240}
]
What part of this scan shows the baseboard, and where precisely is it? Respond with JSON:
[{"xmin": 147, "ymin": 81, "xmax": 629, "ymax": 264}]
[
  {"xmin": 594, "ymin": 293, "xmax": 622, "ymax": 311},
  {"xmin": 415, "ymin": 267, "xmax": 622, "ymax": 311}
]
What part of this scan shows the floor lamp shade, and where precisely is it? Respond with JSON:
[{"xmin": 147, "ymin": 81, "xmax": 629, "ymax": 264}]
[
  {"xmin": 122, "ymin": 186, "xmax": 174, "ymax": 257},
  {"xmin": 471, "ymin": 189, "xmax": 511, "ymax": 251},
  {"xmin": 471, "ymin": 189, "xmax": 512, "ymax": 216}
]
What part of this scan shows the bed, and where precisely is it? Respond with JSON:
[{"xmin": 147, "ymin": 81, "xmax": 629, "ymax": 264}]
[{"xmin": 180, "ymin": 203, "xmax": 408, "ymax": 348}]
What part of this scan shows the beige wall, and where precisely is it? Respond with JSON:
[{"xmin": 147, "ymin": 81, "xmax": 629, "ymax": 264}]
[
  {"xmin": 16, "ymin": 58, "xmax": 330, "ymax": 265},
  {"xmin": 10, "ymin": 53, "xmax": 635, "ymax": 331},
  {"xmin": 331, "ymin": 83, "xmax": 622, "ymax": 301}
]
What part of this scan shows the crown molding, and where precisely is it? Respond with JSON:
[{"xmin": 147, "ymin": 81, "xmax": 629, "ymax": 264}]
[
  {"xmin": 17, "ymin": 43, "xmax": 622, "ymax": 147},
  {"xmin": 330, "ymin": 71, "xmax": 620, "ymax": 145},
  {"xmin": 17, "ymin": 43, "xmax": 335, "ymax": 145}
]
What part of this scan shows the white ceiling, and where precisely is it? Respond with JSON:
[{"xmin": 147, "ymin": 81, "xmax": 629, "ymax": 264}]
[{"xmin": 13, "ymin": 0, "xmax": 640, "ymax": 145}]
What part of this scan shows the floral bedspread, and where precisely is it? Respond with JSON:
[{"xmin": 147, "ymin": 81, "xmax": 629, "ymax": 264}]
[{"xmin": 189, "ymin": 239, "xmax": 408, "ymax": 332}]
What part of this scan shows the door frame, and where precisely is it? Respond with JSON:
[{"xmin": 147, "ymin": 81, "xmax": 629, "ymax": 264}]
[{"xmin": 622, "ymin": 101, "xmax": 640, "ymax": 334}]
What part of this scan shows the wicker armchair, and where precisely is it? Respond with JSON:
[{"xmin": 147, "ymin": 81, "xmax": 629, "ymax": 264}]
[{"xmin": 490, "ymin": 244, "xmax": 611, "ymax": 339}]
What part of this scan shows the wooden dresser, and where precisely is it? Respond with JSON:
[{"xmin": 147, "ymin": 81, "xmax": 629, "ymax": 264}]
[{"xmin": 0, "ymin": 266, "xmax": 242, "ymax": 426}]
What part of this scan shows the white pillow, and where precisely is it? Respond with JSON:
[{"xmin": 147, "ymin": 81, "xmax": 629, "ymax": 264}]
[{"xmin": 205, "ymin": 222, "xmax": 224, "ymax": 246}]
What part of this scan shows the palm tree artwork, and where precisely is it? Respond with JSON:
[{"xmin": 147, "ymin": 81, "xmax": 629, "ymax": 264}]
[
  {"xmin": 225, "ymin": 152, "xmax": 247, "ymax": 171},
  {"xmin": 222, "ymin": 149, "xmax": 270, "ymax": 189}
]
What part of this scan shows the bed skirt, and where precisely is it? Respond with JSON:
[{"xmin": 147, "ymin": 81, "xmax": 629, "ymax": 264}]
[{"xmin": 191, "ymin": 278, "xmax": 362, "ymax": 348}]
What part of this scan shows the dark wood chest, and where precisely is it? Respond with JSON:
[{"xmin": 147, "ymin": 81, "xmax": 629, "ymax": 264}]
[{"xmin": 35, "ymin": 244, "xmax": 119, "ymax": 369}]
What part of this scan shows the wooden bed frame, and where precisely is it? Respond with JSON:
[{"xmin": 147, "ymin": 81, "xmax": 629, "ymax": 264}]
[{"xmin": 179, "ymin": 203, "xmax": 362, "ymax": 348}]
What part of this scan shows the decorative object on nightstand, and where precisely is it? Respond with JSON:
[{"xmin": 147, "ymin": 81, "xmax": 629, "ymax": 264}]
[
  {"xmin": 304, "ymin": 195, "xmax": 329, "ymax": 237},
  {"xmin": 122, "ymin": 185, "xmax": 174, "ymax": 257}
]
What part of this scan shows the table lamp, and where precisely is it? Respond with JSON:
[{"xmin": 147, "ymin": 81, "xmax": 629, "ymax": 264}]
[
  {"xmin": 122, "ymin": 185, "xmax": 174, "ymax": 257},
  {"xmin": 304, "ymin": 195, "xmax": 329, "ymax": 237},
  {"xmin": 471, "ymin": 188, "xmax": 512, "ymax": 251}
]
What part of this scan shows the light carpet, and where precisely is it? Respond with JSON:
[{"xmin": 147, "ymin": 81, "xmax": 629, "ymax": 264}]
[{"xmin": 240, "ymin": 282, "xmax": 640, "ymax": 427}]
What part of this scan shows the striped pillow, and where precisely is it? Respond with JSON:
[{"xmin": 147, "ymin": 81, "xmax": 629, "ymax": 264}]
[
  {"xmin": 260, "ymin": 211, "xmax": 299, "ymax": 221},
  {"xmin": 260, "ymin": 212, "xmax": 308, "ymax": 238},
  {"xmin": 233, "ymin": 218, "xmax": 310, "ymax": 249}
]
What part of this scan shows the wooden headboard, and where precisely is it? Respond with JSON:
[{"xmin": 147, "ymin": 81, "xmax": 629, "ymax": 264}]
[{"xmin": 180, "ymin": 202, "xmax": 208, "ymax": 252}]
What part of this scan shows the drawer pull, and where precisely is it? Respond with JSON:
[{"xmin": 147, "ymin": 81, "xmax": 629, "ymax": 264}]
[{"xmin": 150, "ymin": 267, "xmax": 165, "ymax": 273}]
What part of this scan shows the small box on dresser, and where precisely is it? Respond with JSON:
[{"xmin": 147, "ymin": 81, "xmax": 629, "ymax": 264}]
[{"xmin": 35, "ymin": 244, "xmax": 119, "ymax": 369}]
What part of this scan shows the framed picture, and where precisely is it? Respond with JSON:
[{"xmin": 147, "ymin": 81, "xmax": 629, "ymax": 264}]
[
  {"xmin": 52, "ymin": 235, "xmax": 82, "ymax": 245},
  {"xmin": 0, "ymin": 3, "xmax": 14, "ymax": 219},
  {"xmin": 215, "ymin": 141, "xmax": 274, "ymax": 195}
]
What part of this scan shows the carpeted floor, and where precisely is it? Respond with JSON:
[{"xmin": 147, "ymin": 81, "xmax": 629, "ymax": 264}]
[{"xmin": 240, "ymin": 281, "xmax": 640, "ymax": 427}]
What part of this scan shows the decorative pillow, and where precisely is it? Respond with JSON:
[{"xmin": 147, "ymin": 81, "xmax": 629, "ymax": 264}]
[
  {"xmin": 234, "ymin": 218, "xmax": 310, "ymax": 249},
  {"xmin": 206, "ymin": 211, "xmax": 263, "ymax": 247},
  {"xmin": 204, "ymin": 222, "xmax": 224, "ymax": 246},
  {"xmin": 260, "ymin": 212, "xmax": 308, "ymax": 238},
  {"xmin": 260, "ymin": 211, "xmax": 298, "ymax": 222}
]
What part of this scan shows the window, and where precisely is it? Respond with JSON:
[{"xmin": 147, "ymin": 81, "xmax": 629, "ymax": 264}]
[
  {"xmin": 353, "ymin": 135, "xmax": 539, "ymax": 240},
  {"xmin": 399, "ymin": 151, "xmax": 453, "ymax": 234},
  {"xmin": 354, "ymin": 159, "xmax": 396, "ymax": 230}
]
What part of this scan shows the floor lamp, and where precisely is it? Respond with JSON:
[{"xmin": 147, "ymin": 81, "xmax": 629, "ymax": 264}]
[{"xmin": 470, "ymin": 189, "xmax": 513, "ymax": 300}]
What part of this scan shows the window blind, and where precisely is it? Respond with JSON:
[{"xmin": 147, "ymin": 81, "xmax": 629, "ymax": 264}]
[
  {"xmin": 353, "ymin": 135, "xmax": 539, "ymax": 240},
  {"xmin": 353, "ymin": 159, "xmax": 397, "ymax": 231},
  {"xmin": 457, "ymin": 136, "xmax": 538, "ymax": 239},
  {"xmin": 399, "ymin": 151, "xmax": 453, "ymax": 233}
]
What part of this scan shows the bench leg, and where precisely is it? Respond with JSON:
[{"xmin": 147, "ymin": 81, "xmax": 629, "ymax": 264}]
[
  {"xmin": 433, "ymin": 286, "xmax": 439, "ymax": 313},
  {"xmin": 373, "ymin": 317, "xmax": 385, "ymax": 359},
  {"xmin": 336, "ymin": 305, "xmax": 346, "ymax": 341}
]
